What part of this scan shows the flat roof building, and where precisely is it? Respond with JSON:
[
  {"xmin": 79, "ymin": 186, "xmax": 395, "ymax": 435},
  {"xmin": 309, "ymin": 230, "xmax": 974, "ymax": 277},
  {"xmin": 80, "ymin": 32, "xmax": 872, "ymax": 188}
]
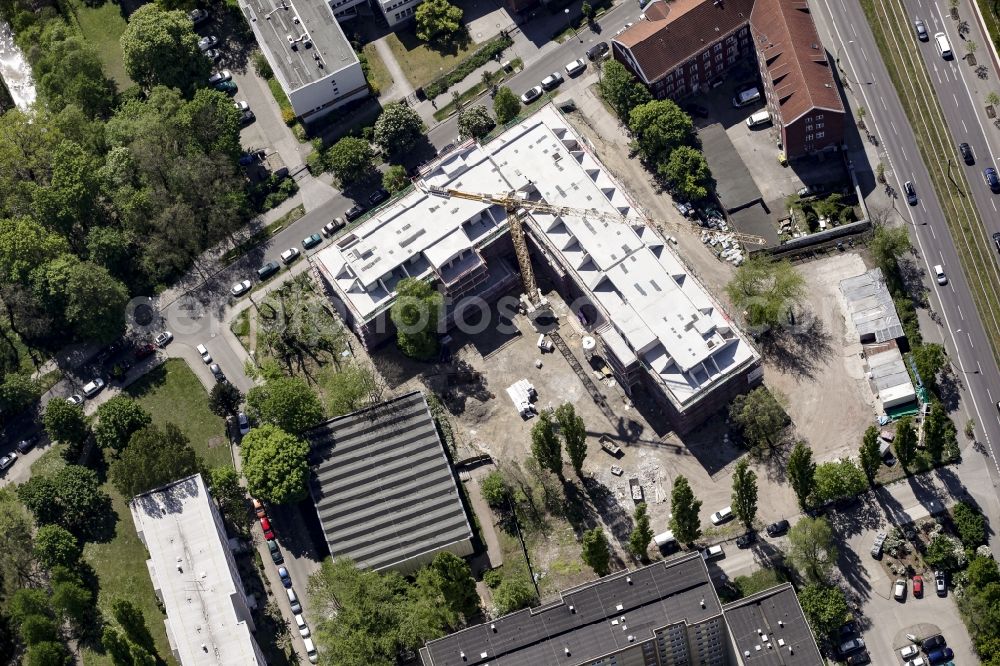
[
  {"xmin": 240, "ymin": 0, "xmax": 368, "ymax": 122},
  {"xmin": 129, "ymin": 474, "xmax": 265, "ymax": 666},
  {"xmin": 314, "ymin": 105, "xmax": 762, "ymax": 434},
  {"xmin": 839, "ymin": 268, "xmax": 905, "ymax": 345},
  {"xmin": 305, "ymin": 390, "xmax": 473, "ymax": 573},
  {"xmin": 722, "ymin": 584, "xmax": 826, "ymax": 665},
  {"xmin": 419, "ymin": 554, "xmax": 823, "ymax": 666}
]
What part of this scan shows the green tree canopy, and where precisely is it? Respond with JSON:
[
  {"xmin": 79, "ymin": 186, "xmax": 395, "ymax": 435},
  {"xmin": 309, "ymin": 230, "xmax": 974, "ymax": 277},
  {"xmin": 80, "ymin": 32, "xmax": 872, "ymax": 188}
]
[
  {"xmin": 582, "ymin": 527, "xmax": 612, "ymax": 575},
  {"xmin": 33, "ymin": 524, "xmax": 81, "ymax": 570},
  {"xmin": 798, "ymin": 584, "xmax": 849, "ymax": 641},
  {"xmin": 669, "ymin": 475, "xmax": 702, "ymax": 544},
  {"xmin": 912, "ymin": 343, "xmax": 946, "ymax": 391},
  {"xmin": 0, "ymin": 372, "xmax": 41, "ymax": 414},
  {"xmin": 109, "ymin": 422, "xmax": 202, "ymax": 497},
  {"xmin": 207, "ymin": 380, "xmax": 243, "ymax": 418},
  {"xmin": 43, "ymin": 399, "xmax": 90, "ymax": 448},
  {"xmin": 321, "ymin": 362, "xmax": 378, "ymax": 417},
  {"xmin": 382, "ymin": 164, "xmax": 409, "ymax": 194},
  {"xmin": 966, "ymin": 556, "xmax": 1000, "ymax": 588},
  {"xmin": 389, "ymin": 278, "xmax": 443, "ymax": 360},
  {"xmin": 530, "ymin": 409, "xmax": 562, "ymax": 476},
  {"xmin": 25, "ymin": 641, "xmax": 71, "ymax": 666},
  {"xmin": 246, "ymin": 376, "xmax": 324, "ymax": 435},
  {"xmin": 457, "ymin": 105, "xmax": 496, "ymax": 140},
  {"xmin": 120, "ymin": 4, "xmax": 209, "ymax": 94},
  {"xmin": 0, "ymin": 216, "xmax": 69, "ymax": 285},
  {"xmin": 240, "ymin": 424, "xmax": 310, "ymax": 505},
  {"xmin": 20, "ymin": 615, "xmax": 59, "ymax": 646},
  {"xmin": 35, "ymin": 27, "xmax": 116, "ymax": 118},
  {"xmin": 31, "ymin": 255, "xmax": 129, "ymax": 342},
  {"xmin": 893, "ymin": 416, "xmax": 918, "ymax": 469},
  {"xmin": 658, "ymin": 145, "xmax": 711, "ymax": 201},
  {"xmin": 628, "ymin": 100, "xmax": 693, "ymax": 164},
  {"xmin": 924, "ymin": 534, "xmax": 960, "ymax": 571},
  {"xmin": 93, "ymin": 395, "xmax": 152, "ymax": 450},
  {"xmin": 52, "ymin": 578, "xmax": 94, "ymax": 635},
  {"xmin": 731, "ymin": 458, "xmax": 758, "ymax": 531},
  {"xmin": 0, "ymin": 489, "xmax": 37, "ymax": 600},
  {"xmin": 555, "ymin": 402, "xmax": 587, "ymax": 475},
  {"xmin": 493, "ymin": 86, "xmax": 521, "ymax": 124},
  {"xmin": 725, "ymin": 256, "xmax": 806, "ymax": 332},
  {"xmin": 727, "ymin": 387, "xmax": 789, "ymax": 453},
  {"xmin": 374, "ymin": 103, "xmax": 424, "ymax": 157},
  {"xmin": 812, "ymin": 458, "xmax": 866, "ymax": 505},
  {"xmin": 492, "ymin": 577, "xmax": 536, "ymax": 616},
  {"xmin": 415, "ymin": 0, "xmax": 464, "ymax": 42},
  {"xmin": 599, "ymin": 60, "xmax": 652, "ymax": 121},
  {"xmin": 858, "ymin": 425, "xmax": 881, "ymax": 483},
  {"xmin": 952, "ymin": 501, "xmax": 986, "ymax": 547},
  {"xmin": 17, "ymin": 465, "xmax": 113, "ymax": 539},
  {"xmin": 480, "ymin": 470, "xmax": 509, "ymax": 509},
  {"xmin": 327, "ymin": 136, "xmax": 375, "ymax": 186},
  {"xmin": 207, "ymin": 465, "xmax": 247, "ymax": 525},
  {"xmin": 787, "ymin": 517, "xmax": 837, "ymax": 583},
  {"xmin": 430, "ymin": 551, "xmax": 480, "ymax": 620},
  {"xmin": 788, "ymin": 441, "xmax": 816, "ymax": 509},
  {"xmin": 628, "ymin": 503, "xmax": 654, "ymax": 561},
  {"xmin": 923, "ymin": 400, "xmax": 955, "ymax": 463},
  {"xmin": 870, "ymin": 223, "xmax": 911, "ymax": 272}
]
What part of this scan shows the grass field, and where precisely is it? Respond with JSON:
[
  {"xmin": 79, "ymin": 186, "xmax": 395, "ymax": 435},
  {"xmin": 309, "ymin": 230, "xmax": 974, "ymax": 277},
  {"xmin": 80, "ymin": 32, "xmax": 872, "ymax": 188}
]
[
  {"xmin": 362, "ymin": 43, "xmax": 394, "ymax": 95},
  {"xmin": 67, "ymin": 0, "xmax": 131, "ymax": 88},
  {"xmin": 384, "ymin": 30, "xmax": 477, "ymax": 89},
  {"xmin": 127, "ymin": 359, "xmax": 230, "ymax": 468}
]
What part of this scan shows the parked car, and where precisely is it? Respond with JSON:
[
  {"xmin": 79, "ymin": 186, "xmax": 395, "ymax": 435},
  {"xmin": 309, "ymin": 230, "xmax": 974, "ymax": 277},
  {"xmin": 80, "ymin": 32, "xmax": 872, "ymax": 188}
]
[
  {"xmin": 278, "ymin": 566, "xmax": 292, "ymax": 588},
  {"xmin": 198, "ymin": 35, "xmax": 219, "ymax": 51},
  {"xmin": 189, "ymin": 8, "xmax": 210, "ymax": 24},
  {"xmin": 682, "ymin": 102, "xmax": 709, "ymax": 118},
  {"xmin": 735, "ymin": 533, "xmax": 755, "ymax": 548},
  {"xmin": 894, "ymin": 578, "xmax": 907, "ymax": 601},
  {"xmin": 702, "ymin": 544, "xmax": 724, "ymax": 560},
  {"xmin": 214, "ymin": 80, "xmax": 237, "ymax": 94},
  {"xmin": 912, "ymin": 574, "xmax": 923, "ymax": 597},
  {"xmin": 323, "ymin": 218, "xmax": 345, "ymax": 236},
  {"xmin": 872, "ymin": 530, "xmax": 887, "ymax": 558},
  {"xmin": 238, "ymin": 412, "xmax": 250, "ymax": 435},
  {"xmin": 345, "ymin": 204, "xmax": 366, "ymax": 221},
  {"xmin": 901, "ymin": 644, "xmax": 920, "ymax": 660},
  {"xmin": 66, "ymin": 394, "xmax": 84, "ymax": 406},
  {"xmin": 134, "ymin": 343, "xmax": 157, "ymax": 360},
  {"xmin": 926, "ymin": 647, "xmax": 953, "ymax": 664},
  {"xmin": 914, "ymin": 18, "xmax": 928, "ymax": 40},
  {"xmin": 82, "ymin": 378, "xmax": 105, "ymax": 398},
  {"xmin": 257, "ymin": 261, "xmax": 280, "ymax": 280},
  {"xmin": 209, "ymin": 363, "xmax": 225, "ymax": 382},
  {"xmin": 710, "ymin": 506, "xmax": 733, "ymax": 525},
  {"xmin": 302, "ymin": 233, "xmax": 323, "ymax": 250},
  {"xmin": 766, "ymin": 520, "xmax": 789, "ymax": 536},
  {"xmin": 304, "ymin": 636, "xmax": 318, "ymax": 663},
  {"xmin": 985, "ymin": 166, "xmax": 1000, "ymax": 192},
  {"xmin": 993, "ymin": 232, "xmax": 1000, "ymax": 253},
  {"xmin": 565, "ymin": 58, "xmax": 587, "ymax": 76},
  {"xmin": 196, "ymin": 344, "xmax": 212, "ymax": 364},
  {"xmin": 252, "ymin": 498, "xmax": 266, "ymax": 519},
  {"xmin": 280, "ymin": 248, "xmax": 300, "ymax": 264},
  {"xmin": 0, "ymin": 452, "xmax": 17, "ymax": 471},
  {"xmin": 260, "ymin": 517, "xmax": 275, "ymax": 540},
  {"xmin": 16, "ymin": 436, "xmax": 37, "ymax": 454},
  {"xmin": 521, "ymin": 85, "xmax": 543, "ymax": 104},
  {"xmin": 586, "ymin": 42, "xmax": 610, "ymax": 61},
  {"xmin": 267, "ymin": 539, "xmax": 283, "ymax": 564},
  {"xmin": 846, "ymin": 650, "xmax": 870, "ymax": 665},
  {"xmin": 154, "ymin": 331, "xmax": 173, "ymax": 347},
  {"xmin": 904, "ymin": 180, "xmax": 918, "ymax": 205},
  {"xmin": 935, "ymin": 570, "xmax": 947, "ymax": 596},
  {"xmin": 233, "ymin": 100, "xmax": 249, "ymax": 113},
  {"xmin": 294, "ymin": 614, "xmax": 310, "ymax": 638},
  {"xmin": 231, "ymin": 279, "xmax": 252, "ymax": 297},
  {"xmin": 208, "ymin": 70, "xmax": 231, "ymax": 85},
  {"xmin": 921, "ymin": 635, "xmax": 945, "ymax": 651},
  {"xmin": 838, "ymin": 637, "xmax": 865, "ymax": 657},
  {"xmin": 368, "ymin": 189, "xmax": 389, "ymax": 206},
  {"xmin": 541, "ymin": 72, "xmax": 564, "ymax": 90},
  {"xmin": 287, "ymin": 587, "xmax": 302, "ymax": 614},
  {"xmin": 203, "ymin": 48, "xmax": 221, "ymax": 61},
  {"xmin": 959, "ymin": 142, "xmax": 974, "ymax": 164}
]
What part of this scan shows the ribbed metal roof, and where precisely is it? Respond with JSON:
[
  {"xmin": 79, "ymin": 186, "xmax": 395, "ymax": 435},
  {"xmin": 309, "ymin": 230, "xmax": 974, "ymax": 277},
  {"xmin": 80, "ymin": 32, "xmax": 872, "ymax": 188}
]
[{"xmin": 840, "ymin": 268, "xmax": 905, "ymax": 343}]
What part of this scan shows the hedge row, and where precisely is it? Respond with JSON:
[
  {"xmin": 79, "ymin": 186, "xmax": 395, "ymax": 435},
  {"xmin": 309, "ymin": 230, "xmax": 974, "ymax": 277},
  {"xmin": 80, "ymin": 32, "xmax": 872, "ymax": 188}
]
[{"xmin": 424, "ymin": 33, "xmax": 513, "ymax": 100}]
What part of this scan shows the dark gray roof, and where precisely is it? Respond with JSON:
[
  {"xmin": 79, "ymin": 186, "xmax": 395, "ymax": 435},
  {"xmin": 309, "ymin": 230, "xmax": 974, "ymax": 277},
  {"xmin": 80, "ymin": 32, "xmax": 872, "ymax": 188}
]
[
  {"xmin": 306, "ymin": 391, "xmax": 472, "ymax": 571},
  {"xmin": 730, "ymin": 205, "xmax": 780, "ymax": 247},
  {"xmin": 699, "ymin": 122, "xmax": 765, "ymax": 212},
  {"xmin": 722, "ymin": 584, "xmax": 825, "ymax": 666},
  {"xmin": 419, "ymin": 553, "xmax": 722, "ymax": 666}
]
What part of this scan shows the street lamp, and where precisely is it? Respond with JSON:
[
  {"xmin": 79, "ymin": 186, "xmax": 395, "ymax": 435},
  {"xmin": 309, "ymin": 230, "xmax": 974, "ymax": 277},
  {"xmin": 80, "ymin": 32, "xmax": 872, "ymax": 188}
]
[{"xmin": 564, "ymin": 8, "xmax": 582, "ymax": 43}]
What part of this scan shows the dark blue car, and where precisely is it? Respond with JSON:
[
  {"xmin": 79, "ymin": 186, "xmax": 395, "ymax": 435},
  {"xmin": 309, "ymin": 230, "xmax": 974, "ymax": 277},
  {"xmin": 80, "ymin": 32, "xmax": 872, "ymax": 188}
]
[
  {"xmin": 984, "ymin": 167, "xmax": 1000, "ymax": 192},
  {"xmin": 926, "ymin": 647, "xmax": 953, "ymax": 664}
]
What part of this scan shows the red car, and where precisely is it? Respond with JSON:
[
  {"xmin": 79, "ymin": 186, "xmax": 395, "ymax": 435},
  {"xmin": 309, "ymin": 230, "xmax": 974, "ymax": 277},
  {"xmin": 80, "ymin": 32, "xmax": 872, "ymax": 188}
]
[
  {"xmin": 912, "ymin": 575, "xmax": 923, "ymax": 597},
  {"xmin": 260, "ymin": 516, "xmax": 274, "ymax": 541},
  {"xmin": 252, "ymin": 498, "xmax": 266, "ymax": 519},
  {"xmin": 134, "ymin": 343, "xmax": 157, "ymax": 360}
]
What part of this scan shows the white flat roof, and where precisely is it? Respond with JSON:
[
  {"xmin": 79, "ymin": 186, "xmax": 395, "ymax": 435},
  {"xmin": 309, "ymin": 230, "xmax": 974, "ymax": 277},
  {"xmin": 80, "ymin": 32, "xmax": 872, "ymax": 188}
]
[
  {"xmin": 130, "ymin": 475, "xmax": 262, "ymax": 666},
  {"xmin": 315, "ymin": 105, "xmax": 758, "ymax": 405}
]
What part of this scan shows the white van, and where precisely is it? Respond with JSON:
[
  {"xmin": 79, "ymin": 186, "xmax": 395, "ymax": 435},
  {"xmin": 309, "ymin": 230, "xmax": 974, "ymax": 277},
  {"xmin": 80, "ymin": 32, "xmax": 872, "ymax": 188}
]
[
  {"xmin": 934, "ymin": 32, "xmax": 952, "ymax": 59},
  {"xmin": 746, "ymin": 110, "xmax": 771, "ymax": 128},
  {"xmin": 732, "ymin": 87, "xmax": 761, "ymax": 107},
  {"xmin": 933, "ymin": 264, "xmax": 948, "ymax": 285},
  {"xmin": 286, "ymin": 587, "xmax": 302, "ymax": 614},
  {"xmin": 303, "ymin": 636, "xmax": 318, "ymax": 663},
  {"xmin": 710, "ymin": 506, "xmax": 734, "ymax": 525},
  {"xmin": 653, "ymin": 530, "xmax": 676, "ymax": 548}
]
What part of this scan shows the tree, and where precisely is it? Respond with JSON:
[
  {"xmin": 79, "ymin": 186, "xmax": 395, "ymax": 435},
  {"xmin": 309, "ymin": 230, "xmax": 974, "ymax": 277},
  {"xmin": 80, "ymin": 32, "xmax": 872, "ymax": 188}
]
[
  {"xmin": 555, "ymin": 402, "xmax": 587, "ymax": 475},
  {"xmin": 894, "ymin": 416, "xmax": 918, "ymax": 470},
  {"xmin": 52, "ymin": 579, "xmax": 94, "ymax": 635},
  {"xmin": 382, "ymin": 165, "xmax": 409, "ymax": 194},
  {"xmin": 530, "ymin": 409, "xmax": 562, "ymax": 476},
  {"xmin": 628, "ymin": 100, "xmax": 694, "ymax": 164},
  {"xmin": 430, "ymin": 552, "xmax": 479, "ymax": 620},
  {"xmin": 798, "ymin": 584, "xmax": 850, "ymax": 640},
  {"xmin": 870, "ymin": 223, "xmax": 911, "ymax": 272},
  {"xmin": 457, "ymin": 105, "xmax": 496, "ymax": 140},
  {"xmin": 327, "ymin": 137, "xmax": 375, "ymax": 186},
  {"xmin": 912, "ymin": 343, "xmax": 946, "ymax": 390},
  {"xmin": 17, "ymin": 465, "xmax": 113, "ymax": 539},
  {"xmin": 0, "ymin": 489, "xmax": 37, "ymax": 600},
  {"xmin": 480, "ymin": 470, "xmax": 509, "ymax": 509},
  {"xmin": 240, "ymin": 424, "xmax": 310, "ymax": 505},
  {"xmin": 93, "ymin": 396, "xmax": 152, "ymax": 451},
  {"xmin": 726, "ymin": 256, "xmax": 806, "ymax": 332},
  {"xmin": 658, "ymin": 145, "xmax": 711, "ymax": 201},
  {"xmin": 787, "ymin": 517, "xmax": 837, "ymax": 583},
  {"xmin": 628, "ymin": 504, "xmax": 654, "ymax": 560},
  {"xmin": 0, "ymin": 216, "xmax": 68, "ymax": 284},
  {"xmin": 110, "ymin": 423, "xmax": 201, "ymax": 497},
  {"xmin": 812, "ymin": 459, "xmax": 866, "ymax": 505},
  {"xmin": 989, "ymin": 91, "xmax": 1000, "ymax": 107},
  {"xmin": 389, "ymin": 278, "xmax": 443, "ymax": 360},
  {"xmin": 952, "ymin": 501, "xmax": 986, "ymax": 547},
  {"xmin": 33, "ymin": 524, "xmax": 81, "ymax": 570},
  {"xmin": 321, "ymin": 362, "xmax": 379, "ymax": 417},
  {"xmin": 924, "ymin": 534, "xmax": 960, "ymax": 571},
  {"xmin": 492, "ymin": 577, "xmax": 536, "ymax": 615},
  {"xmin": 923, "ymin": 400, "xmax": 954, "ymax": 463},
  {"xmin": 120, "ymin": 4, "xmax": 209, "ymax": 94},
  {"xmin": 31, "ymin": 256, "xmax": 129, "ymax": 343},
  {"xmin": 966, "ymin": 555, "xmax": 1000, "ymax": 588},
  {"xmin": 20, "ymin": 615, "xmax": 59, "ymax": 646},
  {"xmin": 858, "ymin": 425, "xmax": 881, "ymax": 484},
  {"xmin": 415, "ymin": 0, "xmax": 464, "ymax": 42},
  {"xmin": 599, "ymin": 60, "xmax": 652, "ymax": 121},
  {"xmin": 0, "ymin": 372, "xmax": 41, "ymax": 414},
  {"xmin": 581, "ymin": 0, "xmax": 594, "ymax": 18},
  {"xmin": 374, "ymin": 103, "xmax": 424, "ymax": 157},
  {"xmin": 727, "ymin": 387, "xmax": 789, "ymax": 453},
  {"xmin": 731, "ymin": 459, "xmax": 758, "ymax": 531},
  {"xmin": 25, "ymin": 642, "xmax": 71, "ymax": 666},
  {"xmin": 207, "ymin": 465, "xmax": 246, "ymax": 523},
  {"xmin": 787, "ymin": 441, "xmax": 816, "ymax": 509},
  {"xmin": 208, "ymin": 381, "xmax": 243, "ymax": 418},
  {"xmin": 669, "ymin": 475, "xmax": 702, "ymax": 544},
  {"xmin": 34, "ymin": 27, "xmax": 116, "ymax": 117},
  {"xmin": 582, "ymin": 527, "xmax": 612, "ymax": 575},
  {"xmin": 43, "ymin": 399, "xmax": 89, "ymax": 448},
  {"xmin": 493, "ymin": 86, "xmax": 521, "ymax": 124},
  {"xmin": 245, "ymin": 376, "xmax": 324, "ymax": 435}
]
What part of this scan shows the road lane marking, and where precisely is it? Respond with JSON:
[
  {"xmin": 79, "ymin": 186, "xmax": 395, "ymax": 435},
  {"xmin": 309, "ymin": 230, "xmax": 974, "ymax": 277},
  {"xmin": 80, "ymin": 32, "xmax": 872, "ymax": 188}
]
[
  {"xmin": 970, "ymin": 331, "xmax": 975, "ymax": 347},
  {"xmin": 954, "ymin": 92, "xmax": 960, "ymax": 107},
  {"xmin": 880, "ymin": 95, "xmax": 887, "ymax": 109},
  {"xmin": 862, "ymin": 46, "xmax": 869, "ymax": 61},
  {"xmin": 891, "ymin": 120, "xmax": 898, "ymax": 135},
  {"xmin": 963, "ymin": 119, "xmax": 968, "ymax": 133},
  {"xmin": 852, "ymin": 22, "xmax": 857, "ymax": 37},
  {"xmin": 959, "ymin": 304, "xmax": 965, "ymax": 320},
  {"xmin": 930, "ymin": 224, "xmax": 937, "ymax": 239},
  {"xmin": 993, "ymin": 199, "xmax": 998, "ymax": 212}
]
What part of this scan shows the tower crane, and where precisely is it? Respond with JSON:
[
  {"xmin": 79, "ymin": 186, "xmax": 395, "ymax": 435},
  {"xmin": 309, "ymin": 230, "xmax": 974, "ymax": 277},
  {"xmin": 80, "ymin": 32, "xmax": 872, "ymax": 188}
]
[{"xmin": 424, "ymin": 185, "xmax": 765, "ymax": 309}]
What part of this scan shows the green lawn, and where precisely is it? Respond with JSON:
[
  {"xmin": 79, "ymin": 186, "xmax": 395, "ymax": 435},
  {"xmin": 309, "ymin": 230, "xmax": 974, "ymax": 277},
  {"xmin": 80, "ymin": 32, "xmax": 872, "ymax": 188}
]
[
  {"xmin": 384, "ymin": 30, "xmax": 477, "ymax": 89},
  {"xmin": 362, "ymin": 43, "xmax": 394, "ymax": 96},
  {"xmin": 126, "ymin": 359, "xmax": 231, "ymax": 468},
  {"xmin": 67, "ymin": 0, "xmax": 131, "ymax": 88}
]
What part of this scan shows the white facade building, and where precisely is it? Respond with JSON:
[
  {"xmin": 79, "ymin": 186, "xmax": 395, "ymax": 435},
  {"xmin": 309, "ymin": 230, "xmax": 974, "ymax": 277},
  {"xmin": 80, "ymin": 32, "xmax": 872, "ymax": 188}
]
[
  {"xmin": 130, "ymin": 475, "xmax": 265, "ymax": 666},
  {"xmin": 241, "ymin": 0, "xmax": 368, "ymax": 122}
]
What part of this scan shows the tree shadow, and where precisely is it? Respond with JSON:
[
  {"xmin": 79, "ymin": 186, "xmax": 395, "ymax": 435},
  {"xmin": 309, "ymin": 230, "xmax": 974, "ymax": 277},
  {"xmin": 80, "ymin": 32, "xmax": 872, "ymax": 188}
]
[
  {"xmin": 394, "ymin": 26, "xmax": 472, "ymax": 57},
  {"xmin": 936, "ymin": 368, "xmax": 962, "ymax": 413},
  {"xmin": 760, "ymin": 317, "xmax": 833, "ymax": 380},
  {"xmin": 437, "ymin": 358, "xmax": 492, "ymax": 415},
  {"xmin": 581, "ymin": 476, "xmax": 633, "ymax": 544}
]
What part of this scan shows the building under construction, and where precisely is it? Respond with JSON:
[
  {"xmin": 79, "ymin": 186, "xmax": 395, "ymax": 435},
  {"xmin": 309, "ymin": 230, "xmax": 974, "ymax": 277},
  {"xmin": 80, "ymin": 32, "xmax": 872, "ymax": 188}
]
[{"xmin": 313, "ymin": 104, "xmax": 762, "ymax": 433}]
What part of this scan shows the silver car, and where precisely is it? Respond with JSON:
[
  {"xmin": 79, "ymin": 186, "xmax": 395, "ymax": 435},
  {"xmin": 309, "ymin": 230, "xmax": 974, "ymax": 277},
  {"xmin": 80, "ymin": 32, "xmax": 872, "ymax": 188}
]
[
  {"xmin": 231, "ymin": 279, "xmax": 252, "ymax": 297},
  {"xmin": 521, "ymin": 86, "xmax": 543, "ymax": 104}
]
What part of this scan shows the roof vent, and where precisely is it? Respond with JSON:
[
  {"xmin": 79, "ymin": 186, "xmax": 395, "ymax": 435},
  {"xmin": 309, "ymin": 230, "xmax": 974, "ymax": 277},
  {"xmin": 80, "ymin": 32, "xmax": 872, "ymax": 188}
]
[
  {"xmin": 626, "ymin": 576, "xmax": 632, "ymax": 584},
  {"xmin": 491, "ymin": 623, "xmax": 497, "ymax": 632},
  {"xmin": 293, "ymin": 14, "xmax": 300, "ymax": 22},
  {"xmin": 460, "ymin": 652, "xmax": 466, "ymax": 661},
  {"xmin": 201, "ymin": 644, "xmax": 208, "ymax": 652},
  {"xmin": 569, "ymin": 605, "xmax": 575, "ymax": 613},
  {"xmin": 627, "ymin": 635, "xmax": 635, "ymax": 643},
  {"xmin": 778, "ymin": 620, "xmax": 784, "ymax": 627},
  {"xmin": 564, "ymin": 647, "xmax": 571, "ymax": 656},
  {"xmin": 700, "ymin": 598, "xmax": 705, "ymax": 608}
]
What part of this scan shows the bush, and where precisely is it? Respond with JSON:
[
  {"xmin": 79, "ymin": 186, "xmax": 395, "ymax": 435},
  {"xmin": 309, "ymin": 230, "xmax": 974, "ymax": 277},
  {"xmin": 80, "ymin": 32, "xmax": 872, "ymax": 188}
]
[
  {"xmin": 953, "ymin": 501, "xmax": 986, "ymax": 547},
  {"xmin": 253, "ymin": 50, "xmax": 273, "ymax": 78},
  {"xmin": 483, "ymin": 568, "xmax": 503, "ymax": 588},
  {"xmin": 424, "ymin": 34, "xmax": 513, "ymax": 100},
  {"xmin": 281, "ymin": 107, "xmax": 296, "ymax": 126}
]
